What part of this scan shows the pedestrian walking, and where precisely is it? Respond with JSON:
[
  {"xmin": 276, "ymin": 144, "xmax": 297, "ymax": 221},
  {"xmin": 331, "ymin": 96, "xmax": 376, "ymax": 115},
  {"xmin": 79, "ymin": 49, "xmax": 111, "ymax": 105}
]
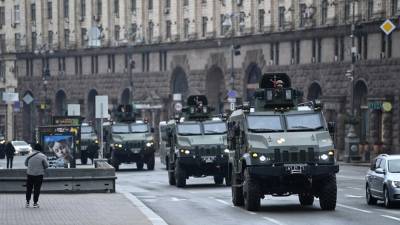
[
  {"xmin": 5, "ymin": 142, "xmax": 15, "ymax": 168},
  {"xmin": 25, "ymin": 143, "xmax": 49, "ymax": 208}
]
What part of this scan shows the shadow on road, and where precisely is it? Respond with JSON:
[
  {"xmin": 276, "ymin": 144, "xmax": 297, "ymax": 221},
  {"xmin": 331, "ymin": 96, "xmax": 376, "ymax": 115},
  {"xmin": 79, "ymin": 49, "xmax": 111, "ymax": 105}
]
[
  {"xmin": 182, "ymin": 183, "xmax": 229, "ymax": 189},
  {"xmin": 258, "ymin": 204, "xmax": 324, "ymax": 213}
]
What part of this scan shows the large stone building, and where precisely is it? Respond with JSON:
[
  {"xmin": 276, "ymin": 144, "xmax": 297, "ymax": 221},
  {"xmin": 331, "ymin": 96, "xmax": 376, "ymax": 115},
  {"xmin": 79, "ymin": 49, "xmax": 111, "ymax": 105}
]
[{"xmin": 0, "ymin": 0, "xmax": 399, "ymax": 159}]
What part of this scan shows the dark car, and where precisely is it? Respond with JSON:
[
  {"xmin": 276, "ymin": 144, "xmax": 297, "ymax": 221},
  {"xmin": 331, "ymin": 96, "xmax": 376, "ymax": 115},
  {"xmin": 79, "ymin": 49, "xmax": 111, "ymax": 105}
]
[{"xmin": 366, "ymin": 154, "xmax": 400, "ymax": 208}]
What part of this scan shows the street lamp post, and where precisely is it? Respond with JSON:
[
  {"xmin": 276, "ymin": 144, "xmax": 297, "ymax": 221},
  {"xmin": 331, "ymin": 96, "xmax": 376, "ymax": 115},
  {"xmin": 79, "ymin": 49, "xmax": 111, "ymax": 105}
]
[
  {"xmin": 35, "ymin": 44, "xmax": 53, "ymax": 125},
  {"xmin": 345, "ymin": 0, "xmax": 360, "ymax": 162}
]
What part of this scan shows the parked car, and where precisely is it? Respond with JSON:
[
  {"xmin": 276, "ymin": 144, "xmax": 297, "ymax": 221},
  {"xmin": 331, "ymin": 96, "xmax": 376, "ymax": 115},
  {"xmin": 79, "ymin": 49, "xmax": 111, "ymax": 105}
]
[
  {"xmin": 366, "ymin": 154, "xmax": 400, "ymax": 208},
  {"xmin": 11, "ymin": 141, "xmax": 32, "ymax": 155}
]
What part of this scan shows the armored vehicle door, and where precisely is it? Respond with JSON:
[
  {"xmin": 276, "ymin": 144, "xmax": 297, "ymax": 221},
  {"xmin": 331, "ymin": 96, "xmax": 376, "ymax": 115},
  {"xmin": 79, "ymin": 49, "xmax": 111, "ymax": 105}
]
[
  {"xmin": 167, "ymin": 125, "xmax": 177, "ymax": 164},
  {"xmin": 228, "ymin": 116, "xmax": 246, "ymax": 173}
]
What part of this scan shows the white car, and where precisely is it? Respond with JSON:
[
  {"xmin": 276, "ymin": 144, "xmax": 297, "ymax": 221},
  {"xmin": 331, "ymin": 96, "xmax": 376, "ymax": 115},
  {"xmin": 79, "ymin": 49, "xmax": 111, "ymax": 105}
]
[{"xmin": 11, "ymin": 141, "xmax": 32, "ymax": 155}]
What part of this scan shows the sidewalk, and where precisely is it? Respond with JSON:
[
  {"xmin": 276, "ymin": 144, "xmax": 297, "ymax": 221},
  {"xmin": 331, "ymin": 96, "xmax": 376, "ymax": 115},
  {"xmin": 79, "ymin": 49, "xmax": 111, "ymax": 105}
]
[{"xmin": 0, "ymin": 193, "xmax": 152, "ymax": 225}]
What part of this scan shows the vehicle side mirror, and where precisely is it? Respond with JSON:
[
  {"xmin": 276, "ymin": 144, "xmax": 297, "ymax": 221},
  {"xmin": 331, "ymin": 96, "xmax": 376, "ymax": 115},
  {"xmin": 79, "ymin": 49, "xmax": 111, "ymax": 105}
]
[
  {"xmin": 375, "ymin": 168, "xmax": 386, "ymax": 174},
  {"xmin": 328, "ymin": 122, "xmax": 336, "ymax": 134}
]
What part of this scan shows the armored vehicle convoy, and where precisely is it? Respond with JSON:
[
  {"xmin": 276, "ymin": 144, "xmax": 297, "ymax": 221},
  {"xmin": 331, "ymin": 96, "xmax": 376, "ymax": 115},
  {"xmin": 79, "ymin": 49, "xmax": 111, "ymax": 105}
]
[
  {"xmin": 166, "ymin": 95, "xmax": 229, "ymax": 187},
  {"xmin": 79, "ymin": 124, "xmax": 99, "ymax": 164},
  {"xmin": 106, "ymin": 105, "xmax": 155, "ymax": 171},
  {"xmin": 228, "ymin": 73, "xmax": 339, "ymax": 211}
]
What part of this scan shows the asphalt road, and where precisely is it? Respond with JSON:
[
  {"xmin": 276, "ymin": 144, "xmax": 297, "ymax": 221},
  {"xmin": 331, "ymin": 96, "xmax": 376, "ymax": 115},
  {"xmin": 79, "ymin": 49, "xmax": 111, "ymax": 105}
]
[
  {"xmin": 116, "ymin": 159, "xmax": 400, "ymax": 225},
  {"xmin": 6, "ymin": 156, "xmax": 400, "ymax": 225}
]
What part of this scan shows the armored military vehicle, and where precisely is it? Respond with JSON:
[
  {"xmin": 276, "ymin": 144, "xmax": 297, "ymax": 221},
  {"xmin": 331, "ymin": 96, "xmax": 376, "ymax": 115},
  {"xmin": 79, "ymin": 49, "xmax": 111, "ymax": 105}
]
[
  {"xmin": 166, "ymin": 95, "xmax": 229, "ymax": 187},
  {"xmin": 79, "ymin": 123, "xmax": 99, "ymax": 164},
  {"xmin": 106, "ymin": 105, "xmax": 155, "ymax": 171},
  {"xmin": 228, "ymin": 73, "xmax": 339, "ymax": 211}
]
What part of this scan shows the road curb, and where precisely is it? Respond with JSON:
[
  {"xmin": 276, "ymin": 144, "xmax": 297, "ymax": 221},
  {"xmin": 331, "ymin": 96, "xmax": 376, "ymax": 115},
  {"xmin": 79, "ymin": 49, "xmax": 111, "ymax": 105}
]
[{"xmin": 120, "ymin": 190, "xmax": 169, "ymax": 225}]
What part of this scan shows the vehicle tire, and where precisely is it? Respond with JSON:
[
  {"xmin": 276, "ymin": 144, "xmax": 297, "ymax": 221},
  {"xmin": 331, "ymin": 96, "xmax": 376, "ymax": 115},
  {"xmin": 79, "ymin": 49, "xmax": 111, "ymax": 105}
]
[
  {"xmin": 81, "ymin": 151, "xmax": 88, "ymax": 165},
  {"xmin": 214, "ymin": 175, "xmax": 224, "ymax": 185},
  {"xmin": 243, "ymin": 168, "xmax": 261, "ymax": 211},
  {"xmin": 318, "ymin": 175, "xmax": 337, "ymax": 211},
  {"xmin": 299, "ymin": 193, "xmax": 314, "ymax": 206},
  {"xmin": 136, "ymin": 161, "xmax": 144, "ymax": 170},
  {"xmin": 175, "ymin": 162, "xmax": 186, "ymax": 188},
  {"xmin": 225, "ymin": 174, "xmax": 232, "ymax": 187},
  {"xmin": 384, "ymin": 187, "xmax": 393, "ymax": 209},
  {"xmin": 147, "ymin": 154, "xmax": 155, "ymax": 170},
  {"xmin": 366, "ymin": 184, "xmax": 377, "ymax": 205},
  {"xmin": 231, "ymin": 170, "xmax": 244, "ymax": 206}
]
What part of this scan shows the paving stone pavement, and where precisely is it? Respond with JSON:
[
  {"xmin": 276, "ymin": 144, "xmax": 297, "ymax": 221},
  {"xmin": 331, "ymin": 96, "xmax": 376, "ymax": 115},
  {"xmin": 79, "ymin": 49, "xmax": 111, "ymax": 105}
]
[{"xmin": 0, "ymin": 193, "xmax": 152, "ymax": 225}]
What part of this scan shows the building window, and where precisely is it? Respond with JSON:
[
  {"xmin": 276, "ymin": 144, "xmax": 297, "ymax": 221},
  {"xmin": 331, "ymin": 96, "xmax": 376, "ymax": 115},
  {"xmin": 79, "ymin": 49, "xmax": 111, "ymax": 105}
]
[
  {"xmin": 344, "ymin": 0, "xmax": 350, "ymax": 21},
  {"xmin": 0, "ymin": 35, "xmax": 5, "ymax": 53},
  {"xmin": 115, "ymin": 25, "xmax": 120, "ymax": 41},
  {"xmin": 166, "ymin": 20, "xmax": 172, "ymax": 39},
  {"xmin": 81, "ymin": 0, "xmax": 86, "ymax": 18},
  {"xmin": 146, "ymin": 53, "xmax": 150, "ymax": 72},
  {"xmin": 275, "ymin": 43, "xmax": 280, "ymax": 65},
  {"xmin": 64, "ymin": 29, "xmax": 70, "ymax": 48},
  {"xmin": 166, "ymin": 0, "xmax": 171, "ymax": 8},
  {"xmin": 363, "ymin": 34, "xmax": 368, "ymax": 59},
  {"xmin": 114, "ymin": 0, "xmax": 119, "ymax": 17},
  {"xmin": 64, "ymin": 0, "xmax": 69, "ymax": 18},
  {"xmin": 14, "ymin": 5, "xmax": 20, "ymax": 24},
  {"xmin": 202, "ymin": 17, "xmax": 208, "ymax": 37},
  {"xmin": 91, "ymin": 56, "xmax": 98, "ymax": 74},
  {"xmin": 270, "ymin": 43, "xmax": 274, "ymax": 63},
  {"xmin": 291, "ymin": 41, "xmax": 295, "ymax": 64},
  {"xmin": 220, "ymin": 14, "xmax": 225, "ymax": 35},
  {"xmin": 321, "ymin": 0, "xmax": 328, "ymax": 25},
  {"xmin": 258, "ymin": 9, "xmax": 265, "ymax": 32},
  {"xmin": 392, "ymin": 0, "xmax": 398, "ymax": 16},
  {"xmin": 81, "ymin": 28, "xmax": 87, "ymax": 46},
  {"xmin": 32, "ymin": 32, "xmax": 37, "ymax": 51},
  {"xmin": 148, "ymin": 22, "xmax": 154, "ymax": 43},
  {"xmin": 184, "ymin": 19, "xmax": 190, "ymax": 39},
  {"xmin": 317, "ymin": 38, "xmax": 322, "ymax": 63},
  {"xmin": 296, "ymin": 40, "xmax": 300, "ymax": 64},
  {"xmin": 334, "ymin": 37, "xmax": 339, "ymax": 60},
  {"xmin": 299, "ymin": 4, "xmax": 307, "ymax": 27},
  {"xmin": 388, "ymin": 34, "xmax": 392, "ymax": 58},
  {"xmin": 58, "ymin": 57, "xmax": 66, "ymax": 73},
  {"xmin": 131, "ymin": 23, "xmax": 137, "ymax": 41},
  {"xmin": 0, "ymin": 7, "xmax": 4, "ymax": 26},
  {"xmin": 312, "ymin": 38, "xmax": 316, "ymax": 63},
  {"xmin": 367, "ymin": 0, "xmax": 373, "ymax": 19},
  {"xmin": 148, "ymin": 0, "xmax": 153, "ymax": 10},
  {"xmin": 163, "ymin": 51, "xmax": 167, "ymax": 71},
  {"xmin": 108, "ymin": 55, "xmax": 115, "ymax": 73},
  {"xmin": 97, "ymin": 0, "xmax": 102, "ymax": 17},
  {"xmin": 15, "ymin": 33, "xmax": 21, "ymax": 51},
  {"xmin": 278, "ymin": 7, "xmax": 285, "ymax": 28},
  {"xmin": 31, "ymin": 3, "xmax": 36, "ymax": 21},
  {"xmin": 131, "ymin": 0, "xmax": 136, "ymax": 12},
  {"xmin": 47, "ymin": 1, "xmax": 52, "ymax": 19},
  {"xmin": 142, "ymin": 53, "xmax": 145, "ymax": 72},
  {"xmin": 48, "ymin": 31, "xmax": 53, "ymax": 47},
  {"xmin": 340, "ymin": 36, "xmax": 345, "ymax": 61},
  {"xmin": 183, "ymin": 0, "xmax": 189, "ymax": 7}
]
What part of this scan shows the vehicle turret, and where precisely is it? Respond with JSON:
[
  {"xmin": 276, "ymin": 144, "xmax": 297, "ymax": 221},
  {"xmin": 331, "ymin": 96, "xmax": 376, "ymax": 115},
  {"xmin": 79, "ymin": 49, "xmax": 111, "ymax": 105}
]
[
  {"xmin": 113, "ymin": 104, "xmax": 136, "ymax": 122},
  {"xmin": 182, "ymin": 95, "xmax": 214, "ymax": 121}
]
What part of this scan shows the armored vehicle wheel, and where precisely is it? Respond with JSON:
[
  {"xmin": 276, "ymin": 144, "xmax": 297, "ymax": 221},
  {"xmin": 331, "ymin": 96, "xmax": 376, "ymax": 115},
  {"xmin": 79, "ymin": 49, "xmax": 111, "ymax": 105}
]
[
  {"xmin": 318, "ymin": 175, "xmax": 337, "ymax": 211},
  {"xmin": 214, "ymin": 175, "xmax": 224, "ymax": 185},
  {"xmin": 147, "ymin": 155, "xmax": 155, "ymax": 170},
  {"xmin": 366, "ymin": 184, "xmax": 377, "ymax": 205},
  {"xmin": 137, "ymin": 161, "xmax": 144, "ymax": 170},
  {"xmin": 243, "ymin": 168, "xmax": 261, "ymax": 211},
  {"xmin": 81, "ymin": 152, "xmax": 88, "ymax": 165},
  {"xmin": 231, "ymin": 170, "xmax": 244, "ymax": 206},
  {"xmin": 168, "ymin": 170, "xmax": 176, "ymax": 185},
  {"xmin": 111, "ymin": 152, "xmax": 120, "ymax": 171},
  {"xmin": 299, "ymin": 193, "xmax": 314, "ymax": 206},
  {"xmin": 175, "ymin": 162, "xmax": 186, "ymax": 188}
]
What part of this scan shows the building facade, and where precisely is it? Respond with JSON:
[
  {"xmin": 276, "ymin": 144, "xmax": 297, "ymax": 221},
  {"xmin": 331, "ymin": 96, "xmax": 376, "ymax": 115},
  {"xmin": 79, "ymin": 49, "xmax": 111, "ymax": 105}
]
[{"xmin": 0, "ymin": 0, "xmax": 399, "ymax": 159}]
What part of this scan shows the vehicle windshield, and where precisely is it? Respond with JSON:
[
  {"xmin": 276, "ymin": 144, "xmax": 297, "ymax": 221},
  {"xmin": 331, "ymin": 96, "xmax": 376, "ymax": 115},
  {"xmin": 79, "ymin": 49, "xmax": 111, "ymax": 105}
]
[
  {"xmin": 203, "ymin": 122, "xmax": 227, "ymax": 134},
  {"xmin": 12, "ymin": 141, "xmax": 28, "ymax": 146},
  {"xmin": 130, "ymin": 124, "xmax": 149, "ymax": 133},
  {"xmin": 388, "ymin": 159, "xmax": 400, "ymax": 173},
  {"xmin": 177, "ymin": 123, "xmax": 202, "ymax": 135},
  {"xmin": 111, "ymin": 125, "xmax": 130, "ymax": 134},
  {"xmin": 81, "ymin": 126, "xmax": 94, "ymax": 134},
  {"xmin": 286, "ymin": 113, "xmax": 324, "ymax": 131},
  {"xmin": 247, "ymin": 116, "xmax": 283, "ymax": 132}
]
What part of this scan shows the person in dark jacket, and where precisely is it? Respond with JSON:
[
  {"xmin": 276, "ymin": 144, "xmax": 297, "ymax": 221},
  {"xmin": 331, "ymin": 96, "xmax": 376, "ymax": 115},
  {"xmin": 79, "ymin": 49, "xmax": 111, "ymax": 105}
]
[
  {"xmin": 5, "ymin": 142, "xmax": 15, "ymax": 168},
  {"xmin": 25, "ymin": 143, "xmax": 49, "ymax": 208}
]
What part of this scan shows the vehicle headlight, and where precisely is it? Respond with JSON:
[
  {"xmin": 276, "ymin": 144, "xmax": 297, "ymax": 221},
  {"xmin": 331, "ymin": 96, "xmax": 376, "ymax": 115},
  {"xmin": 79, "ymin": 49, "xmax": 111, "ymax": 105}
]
[
  {"xmin": 146, "ymin": 142, "xmax": 154, "ymax": 147},
  {"xmin": 95, "ymin": 139, "xmax": 99, "ymax": 144},
  {"xmin": 251, "ymin": 152, "xmax": 270, "ymax": 163},
  {"xmin": 180, "ymin": 149, "xmax": 190, "ymax": 155},
  {"xmin": 392, "ymin": 181, "xmax": 400, "ymax": 188},
  {"xmin": 0, "ymin": 140, "xmax": 5, "ymax": 144},
  {"xmin": 259, "ymin": 155, "xmax": 267, "ymax": 162},
  {"xmin": 320, "ymin": 154, "xmax": 329, "ymax": 160},
  {"xmin": 115, "ymin": 144, "xmax": 123, "ymax": 148},
  {"xmin": 224, "ymin": 149, "xmax": 230, "ymax": 154}
]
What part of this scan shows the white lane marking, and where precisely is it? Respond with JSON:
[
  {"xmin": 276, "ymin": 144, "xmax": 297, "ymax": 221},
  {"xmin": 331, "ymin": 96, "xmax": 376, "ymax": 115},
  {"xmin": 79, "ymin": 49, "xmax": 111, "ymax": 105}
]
[
  {"xmin": 345, "ymin": 194, "xmax": 363, "ymax": 198},
  {"xmin": 263, "ymin": 217, "xmax": 286, "ymax": 225},
  {"xmin": 120, "ymin": 190, "xmax": 169, "ymax": 225},
  {"xmin": 248, "ymin": 212, "xmax": 257, "ymax": 215},
  {"xmin": 381, "ymin": 215, "xmax": 400, "ymax": 222},
  {"xmin": 337, "ymin": 203, "xmax": 372, "ymax": 214},
  {"xmin": 337, "ymin": 175, "xmax": 365, "ymax": 181},
  {"xmin": 376, "ymin": 209, "xmax": 400, "ymax": 216},
  {"xmin": 347, "ymin": 187, "xmax": 362, "ymax": 190},
  {"xmin": 215, "ymin": 199, "xmax": 230, "ymax": 206},
  {"xmin": 171, "ymin": 197, "xmax": 186, "ymax": 202}
]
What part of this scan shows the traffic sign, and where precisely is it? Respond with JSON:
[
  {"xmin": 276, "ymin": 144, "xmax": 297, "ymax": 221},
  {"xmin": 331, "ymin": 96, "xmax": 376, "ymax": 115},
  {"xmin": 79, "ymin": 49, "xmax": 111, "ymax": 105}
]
[
  {"xmin": 227, "ymin": 97, "xmax": 236, "ymax": 103},
  {"xmin": 23, "ymin": 94, "xmax": 34, "ymax": 105},
  {"xmin": 230, "ymin": 103, "xmax": 235, "ymax": 111},
  {"xmin": 380, "ymin": 19, "xmax": 396, "ymax": 35},
  {"xmin": 174, "ymin": 102, "xmax": 183, "ymax": 111},
  {"xmin": 2, "ymin": 92, "xmax": 19, "ymax": 103},
  {"xmin": 95, "ymin": 96, "xmax": 108, "ymax": 119},
  {"xmin": 227, "ymin": 90, "xmax": 237, "ymax": 98}
]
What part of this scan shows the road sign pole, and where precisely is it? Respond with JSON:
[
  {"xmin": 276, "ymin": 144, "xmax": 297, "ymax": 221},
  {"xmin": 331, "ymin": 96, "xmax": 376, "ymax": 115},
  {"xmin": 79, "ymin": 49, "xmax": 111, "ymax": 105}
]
[{"xmin": 100, "ymin": 103, "xmax": 104, "ymax": 159}]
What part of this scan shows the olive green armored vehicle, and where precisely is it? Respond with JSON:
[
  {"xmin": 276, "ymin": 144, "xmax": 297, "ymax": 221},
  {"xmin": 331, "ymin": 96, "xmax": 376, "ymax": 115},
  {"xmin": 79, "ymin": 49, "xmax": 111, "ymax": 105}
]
[
  {"xmin": 105, "ymin": 105, "xmax": 155, "ymax": 171},
  {"xmin": 166, "ymin": 95, "xmax": 229, "ymax": 187},
  {"xmin": 228, "ymin": 73, "xmax": 339, "ymax": 211}
]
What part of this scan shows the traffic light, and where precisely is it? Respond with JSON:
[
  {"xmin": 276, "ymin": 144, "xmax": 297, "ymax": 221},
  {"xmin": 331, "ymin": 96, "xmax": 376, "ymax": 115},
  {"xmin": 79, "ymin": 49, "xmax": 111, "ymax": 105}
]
[{"xmin": 234, "ymin": 45, "xmax": 241, "ymax": 56}]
